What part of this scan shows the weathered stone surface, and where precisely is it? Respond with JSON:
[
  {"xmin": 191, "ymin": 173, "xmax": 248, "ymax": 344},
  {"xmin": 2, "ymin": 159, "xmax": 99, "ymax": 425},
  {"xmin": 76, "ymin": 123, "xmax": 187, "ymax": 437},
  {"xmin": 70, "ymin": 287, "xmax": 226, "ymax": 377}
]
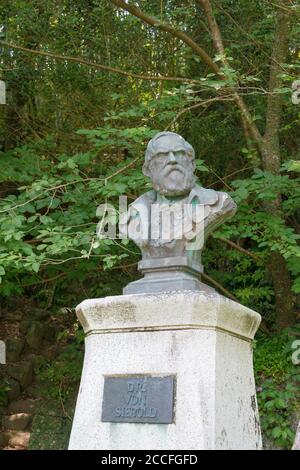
[
  {"xmin": 293, "ymin": 421, "xmax": 300, "ymax": 450},
  {"xmin": 6, "ymin": 377, "xmax": 21, "ymax": 402},
  {"xmin": 76, "ymin": 291, "xmax": 261, "ymax": 340},
  {"xmin": 8, "ymin": 398, "xmax": 37, "ymax": 414},
  {"xmin": 70, "ymin": 292, "xmax": 262, "ymax": 450},
  {"xmin": 2, "ymin": 413, "xmax": 32, "ymax": 431},
  {"xmin": 7, "ymin": 361, "xmax": 33, "ymax": 389},
  {"xmin": 6, "ymin": 338, "xmax": 25, "ymax": 362},
  {"xmin": 8, "ymin": 431, "xmax": 30, "ymax": 448},
  {"xmin": 25, "ymin": 322, "xmax": 44, "ymax": 350},
  {"xmin": 122, "ymin": 132, "xmax": 237, "ymax": 294}
]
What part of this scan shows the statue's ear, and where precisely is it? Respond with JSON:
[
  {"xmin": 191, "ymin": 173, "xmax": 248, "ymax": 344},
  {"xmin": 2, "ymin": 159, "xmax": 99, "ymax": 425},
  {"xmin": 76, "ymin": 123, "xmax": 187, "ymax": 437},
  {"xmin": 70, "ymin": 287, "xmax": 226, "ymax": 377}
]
[{"xmin": 142, "ymin": 163, "xmax": 152, "ymax": 178}]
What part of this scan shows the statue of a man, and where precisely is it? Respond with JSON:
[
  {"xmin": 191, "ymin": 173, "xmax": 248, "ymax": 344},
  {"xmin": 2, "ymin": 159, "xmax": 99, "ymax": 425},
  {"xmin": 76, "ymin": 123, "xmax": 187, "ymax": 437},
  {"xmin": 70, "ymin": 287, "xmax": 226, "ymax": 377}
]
[{"xmin": 123, "ymin": 131, "xmax": 236, "ymax": 294}]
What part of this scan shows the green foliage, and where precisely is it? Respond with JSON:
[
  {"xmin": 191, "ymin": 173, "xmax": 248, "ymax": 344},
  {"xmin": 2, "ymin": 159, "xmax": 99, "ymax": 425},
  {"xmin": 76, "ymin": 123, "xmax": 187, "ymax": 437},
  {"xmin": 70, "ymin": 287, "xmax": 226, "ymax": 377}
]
[
  {"xmin": 214, "ymin": 167, "xmax": 300, "ymax": 295},
  {"xmin": 0, "ymin": 380, "xmax": 10, "ymax": 406},
  {"xmin": 0, "ymin": 0, "xmax": 299, "ymax": 451},
  {"xmin": 254, "ymin": 329, "xmax": 297, "ymax": 381},
  {"xmin": 37, "ymin": 327, "xmax": 84, "ymax": 402},
  {"xmin": 254, "ymin": 328, "xmax": 300, "ymax": 449},
  {"xmin": 258, "ymin": 375, "xmax": 299, "ymax": 448}
]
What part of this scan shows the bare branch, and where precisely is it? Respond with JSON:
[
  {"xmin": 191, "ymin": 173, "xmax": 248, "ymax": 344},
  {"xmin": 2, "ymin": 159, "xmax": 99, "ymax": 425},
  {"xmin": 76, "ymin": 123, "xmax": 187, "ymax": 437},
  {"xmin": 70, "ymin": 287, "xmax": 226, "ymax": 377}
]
[
  {"xmin": 214, "ymin": 0, "xmax": 291, "ymax": 74},
  {"xmin": 263, "ymin": 0, "xmax": 300, "ymax": 16},
  {"xmin": 164, "ymin": 95, "xmax": 235, "ymax": 130},
  {"xmin": 201, "ymin": 271, "xmax": 238, "ymax": 300},
  {"xmin": 110, "ymin": 0, "xmax": 221, "ymax": 76},
  {"xmin": 0, "ymin": 40, "xmax": 198, "ymax": 84},
  {"xmin": 196, "ymin": 0, "xmax": 264, "ymax": 150},
  {"xmin": 196, "ymin": 0, "xmax": 225, "ymax": 56},
  {"xmin": 216, "ymin": 237, "xmax": 260, "ymax": 261}
]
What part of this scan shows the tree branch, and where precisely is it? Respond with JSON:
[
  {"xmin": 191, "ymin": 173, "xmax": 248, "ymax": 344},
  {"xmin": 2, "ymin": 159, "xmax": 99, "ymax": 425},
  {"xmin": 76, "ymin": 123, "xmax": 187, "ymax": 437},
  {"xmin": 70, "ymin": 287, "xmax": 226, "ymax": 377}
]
[
  {"xmin": 202, "ymin": 271, "xmax": 271, "ymax": 335},
  {"xmin": 0, "ymin": 40, "xmax": 198, "ymax": 84},
  {"xmin": 0, "ymin": 156, "xmax": 141, "ymax": 214},
  {"xmin": 262, "ymin": 1, "xmax": 291, "ymax": 173},
  {"xmin": 164, "ymin": 95, "xmax": 235, "ymax": 130},
  {"xmin": 263, "ymin": 0, "xmax": 300, "ymax": 16},
  {"xmin": 196, "ymin": 0, "xmax": 225, "ymax": 55},
  {"xmin": 196, "ymin": 0, "xmax": 264, "ymax": 150},
  {"xmin": 216, "ymin": 237, "xmax": 259, "ymax": 261},
  {"xmin": 201, "ymin": 271, "xmax": 238, "ymax": 300},
  {"xmin": 110, "ymin": 0, "xmax": 221, "ymax": 76}
]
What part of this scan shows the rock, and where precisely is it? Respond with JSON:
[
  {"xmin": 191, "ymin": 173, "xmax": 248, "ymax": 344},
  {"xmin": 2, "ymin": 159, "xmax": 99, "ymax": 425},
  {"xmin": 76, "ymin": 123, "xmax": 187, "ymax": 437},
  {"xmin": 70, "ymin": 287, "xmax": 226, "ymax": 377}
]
[
  {"xmin": 2, "ymin": 413, "xmax": 32, "ymax": 431},
  {"xmin": 26, "ymin": 322, "xmax": 44, "ymax": 350},
  {"xmin": 42, "ymin": 324, "xmax": 56, "ymax": 342},
  {"xmin": 6, "ymin": 377, "xmax": 21, "ymax": 402},
  {"xmin": 6, "ymin": 338, "xmax": 24, "ymax": 362},
  {"xmin": 8, "ymin": 398, "xmax": 38, "ymax": 414},
  {"xmin": 0, "ymin": 432, "xmax": 10, "ymax": 448},
  {"xmin": 33, "ymin": 309, "xmax": 51, "ymax": 320},
  {"xmin": 59, "ymin": 307, "xmax": 70, "ymax": 315},
  {"xmin": 5, "ymin": 313, "xmax": 23, "ymax": 321},
  {"xmin": 8, "ymin": 431, "xmax": 30, "ymax": 448},
  {"xmin": 19, "ymin": 319, "xmax": 31, "ymax": 334},
  {"xmin": 26, "ymin": 385, "xmax": 40, "ymax": 398},
  {"xmin": 43, "ymin": 346, "xmax": 57, "ymax": 361},
  {"xmin": 7, "ymin": 362, "xmax": 33, "ymax": 389},
  {"xmin": 27, "ymin": 354, "xmax": 47, "ymax": 371}
]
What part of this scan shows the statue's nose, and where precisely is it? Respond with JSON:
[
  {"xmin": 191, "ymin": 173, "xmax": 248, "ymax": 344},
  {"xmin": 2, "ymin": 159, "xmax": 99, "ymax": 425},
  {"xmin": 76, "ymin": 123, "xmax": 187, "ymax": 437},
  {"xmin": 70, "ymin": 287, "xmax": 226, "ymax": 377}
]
[{"xmin": 168, "ymin": 152, "xmax": 177, "ymax": 163}]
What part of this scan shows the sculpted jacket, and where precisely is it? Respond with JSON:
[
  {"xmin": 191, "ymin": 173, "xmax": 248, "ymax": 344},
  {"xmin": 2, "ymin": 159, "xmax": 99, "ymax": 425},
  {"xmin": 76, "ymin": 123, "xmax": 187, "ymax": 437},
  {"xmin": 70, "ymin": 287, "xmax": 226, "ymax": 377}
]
[{"xmin": 121, "ymin": 185, "xmax": 237, "ymax": 262}]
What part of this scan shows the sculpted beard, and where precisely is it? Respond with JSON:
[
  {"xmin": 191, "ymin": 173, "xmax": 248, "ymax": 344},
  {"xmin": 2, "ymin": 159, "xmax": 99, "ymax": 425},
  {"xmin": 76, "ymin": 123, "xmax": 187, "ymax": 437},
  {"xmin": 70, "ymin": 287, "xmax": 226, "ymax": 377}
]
[{"xmin": 152, "ymin": 162, "xmax": 196, "ymax": 196}]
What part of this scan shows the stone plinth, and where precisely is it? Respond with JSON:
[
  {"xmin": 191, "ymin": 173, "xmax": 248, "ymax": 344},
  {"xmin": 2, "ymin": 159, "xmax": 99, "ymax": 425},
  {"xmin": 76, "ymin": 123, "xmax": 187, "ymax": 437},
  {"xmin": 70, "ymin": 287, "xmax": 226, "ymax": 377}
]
[{"xmin": 69, "ymin": 291, "xmax": 262, "ymax": 450}]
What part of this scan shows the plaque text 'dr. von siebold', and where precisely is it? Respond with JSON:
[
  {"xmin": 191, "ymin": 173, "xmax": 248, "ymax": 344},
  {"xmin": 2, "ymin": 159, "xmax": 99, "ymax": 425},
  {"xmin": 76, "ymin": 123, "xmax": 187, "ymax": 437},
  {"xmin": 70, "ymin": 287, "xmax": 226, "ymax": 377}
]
[{"xmin": 101, "ymin": 375, "xmax": 174, "ymax": 424}]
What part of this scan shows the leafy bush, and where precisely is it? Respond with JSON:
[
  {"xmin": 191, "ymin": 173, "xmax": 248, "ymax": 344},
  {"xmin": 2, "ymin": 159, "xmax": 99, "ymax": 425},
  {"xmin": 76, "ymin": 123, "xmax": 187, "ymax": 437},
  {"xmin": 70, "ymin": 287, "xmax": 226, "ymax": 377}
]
[{"xmin": 254, "ymin": 327, "xmax": 300, "ymax": 449}]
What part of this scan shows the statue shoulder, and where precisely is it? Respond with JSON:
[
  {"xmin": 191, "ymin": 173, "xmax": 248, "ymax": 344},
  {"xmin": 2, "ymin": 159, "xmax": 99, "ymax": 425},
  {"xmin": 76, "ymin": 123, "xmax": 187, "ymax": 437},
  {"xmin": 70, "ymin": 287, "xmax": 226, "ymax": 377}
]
[
  {"xmin": 130, "ymin": 190, "xmax": 156, "ymax": 214},
  {"xmin": 190, "ymin": 185, "xmax": 218, "ymax": 205},
  {"xmin": 192, "ymin": 185, "xmax": 236, "ymax": 208}
]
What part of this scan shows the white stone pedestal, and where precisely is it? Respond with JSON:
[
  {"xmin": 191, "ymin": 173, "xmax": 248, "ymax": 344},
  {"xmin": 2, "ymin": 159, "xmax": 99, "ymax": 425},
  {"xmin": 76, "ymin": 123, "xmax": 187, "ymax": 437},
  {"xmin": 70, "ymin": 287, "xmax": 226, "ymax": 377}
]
[{"xmin": 69, "ymin": 291, "xmax": 262, "ymax": 450}]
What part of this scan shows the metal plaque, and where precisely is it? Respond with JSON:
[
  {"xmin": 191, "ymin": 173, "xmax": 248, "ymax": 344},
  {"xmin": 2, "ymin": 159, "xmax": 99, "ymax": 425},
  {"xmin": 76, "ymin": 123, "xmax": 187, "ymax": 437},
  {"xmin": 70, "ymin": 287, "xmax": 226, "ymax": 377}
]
[{"xmin": 101, "ymin": 375, "xmax": 175, "ymax": 424}]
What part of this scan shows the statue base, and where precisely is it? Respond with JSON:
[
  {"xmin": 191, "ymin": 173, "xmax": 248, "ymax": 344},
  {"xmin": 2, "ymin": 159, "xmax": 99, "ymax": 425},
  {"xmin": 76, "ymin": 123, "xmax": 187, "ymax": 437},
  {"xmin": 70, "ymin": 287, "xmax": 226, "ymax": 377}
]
[
  {"xmin": 123, "ymin": 256, "xmax": 208, "ymax": 294},
  {"xmin": 69, "ymin": 291, "xmax": 262, "ymax": 450}
]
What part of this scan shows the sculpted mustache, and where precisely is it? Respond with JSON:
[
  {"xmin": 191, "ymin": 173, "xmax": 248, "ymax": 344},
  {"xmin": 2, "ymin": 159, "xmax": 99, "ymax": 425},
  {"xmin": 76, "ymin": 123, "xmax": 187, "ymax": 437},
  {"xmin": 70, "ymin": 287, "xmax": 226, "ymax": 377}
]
[{"xmin": 163, "ymin": 163, "xmax": 185, "ymax": 173}]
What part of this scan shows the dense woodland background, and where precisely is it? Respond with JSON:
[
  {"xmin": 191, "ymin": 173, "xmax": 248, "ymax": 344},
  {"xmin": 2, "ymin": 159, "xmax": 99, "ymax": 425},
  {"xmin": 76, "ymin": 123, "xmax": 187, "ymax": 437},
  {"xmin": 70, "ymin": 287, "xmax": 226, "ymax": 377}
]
[{"xmin": 0, "ymin": 0, "xmax": 299, "ymax": 450}]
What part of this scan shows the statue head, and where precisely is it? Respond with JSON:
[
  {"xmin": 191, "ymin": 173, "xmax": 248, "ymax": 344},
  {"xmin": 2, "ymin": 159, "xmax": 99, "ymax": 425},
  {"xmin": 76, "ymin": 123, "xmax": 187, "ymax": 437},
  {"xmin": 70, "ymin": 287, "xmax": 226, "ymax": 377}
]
[{"xmin": 143, "ymin": 132, "xmax": 196, "ymax": 197}]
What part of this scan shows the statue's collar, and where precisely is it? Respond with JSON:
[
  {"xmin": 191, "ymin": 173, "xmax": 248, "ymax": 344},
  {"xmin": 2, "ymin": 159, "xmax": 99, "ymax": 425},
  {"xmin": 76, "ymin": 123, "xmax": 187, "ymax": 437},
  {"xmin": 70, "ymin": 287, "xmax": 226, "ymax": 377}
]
[
  {"xmin": 132, "ymin": 185, "xmax": 218, "ymax": 209},
  {"xmin": 155, "ymin": 185, "xmax": 216, "ymax": 205}
]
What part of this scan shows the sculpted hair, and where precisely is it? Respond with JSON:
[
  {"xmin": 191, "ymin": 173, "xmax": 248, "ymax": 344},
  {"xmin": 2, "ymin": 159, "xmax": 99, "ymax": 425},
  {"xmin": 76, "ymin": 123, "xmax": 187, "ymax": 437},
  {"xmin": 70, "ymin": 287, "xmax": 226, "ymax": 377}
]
[{"xmin": 143, "ymin": 132, "xmax": 195, "ymax": 176}]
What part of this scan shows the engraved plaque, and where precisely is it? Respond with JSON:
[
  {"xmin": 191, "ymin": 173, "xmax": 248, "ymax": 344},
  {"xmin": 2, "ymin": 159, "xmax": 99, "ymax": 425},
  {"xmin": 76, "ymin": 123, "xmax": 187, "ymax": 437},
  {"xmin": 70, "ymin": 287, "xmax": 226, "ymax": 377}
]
[{"xmin": 101, "ymin": 375, "xmax": 175, "ymax": 424}]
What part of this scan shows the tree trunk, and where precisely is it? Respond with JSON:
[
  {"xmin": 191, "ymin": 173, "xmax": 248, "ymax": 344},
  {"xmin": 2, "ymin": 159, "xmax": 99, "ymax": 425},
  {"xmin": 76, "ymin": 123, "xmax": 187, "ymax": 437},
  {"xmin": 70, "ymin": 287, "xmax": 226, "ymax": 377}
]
[
  {"xmin": 262, "ymin": 3, "xmax": 296, "ymax": 329},
  {"xmin": 267, "ymin": 252, "xmax": 295, "ymax": 329}
]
